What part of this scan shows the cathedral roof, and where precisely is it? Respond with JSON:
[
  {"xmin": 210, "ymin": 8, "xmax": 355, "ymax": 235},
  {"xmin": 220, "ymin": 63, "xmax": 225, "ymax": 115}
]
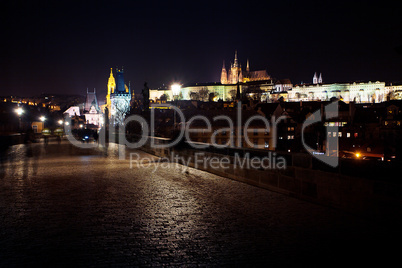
[
  {"xmin": 247, "ymin": 70, "xmax": 270, "ymax": 79},
  {"xmin": 275, "ymin": 79, "xmax": 292, "ymax": 85}
]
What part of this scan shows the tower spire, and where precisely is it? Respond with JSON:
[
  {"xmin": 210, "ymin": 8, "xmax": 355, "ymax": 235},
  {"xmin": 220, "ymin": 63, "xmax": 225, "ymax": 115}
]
[
  {"xmin": 220, "ymin": 60, "xmax": 228, "ymax": 84},
  {"xmin": 234, "ymin": 50, "xmax": 239, "ymax": 68},
  {"xmin": 246, "ymin": 58, "xmax": 250, "ymax": 72}
]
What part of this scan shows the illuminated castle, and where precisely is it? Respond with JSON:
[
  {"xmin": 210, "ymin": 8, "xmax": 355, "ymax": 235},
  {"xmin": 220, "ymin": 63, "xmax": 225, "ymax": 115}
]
[
  {"xmin": 221, "ymin": 51, "xmax": 271, "ymax": 84},
  {"xmin": 106, "ymin": 67, "xmax": 131, "ymax": 125}
]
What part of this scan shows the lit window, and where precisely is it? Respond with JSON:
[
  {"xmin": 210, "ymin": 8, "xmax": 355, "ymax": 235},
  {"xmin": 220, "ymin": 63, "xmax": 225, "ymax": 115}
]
[
  {"xmin": 347, "ymin": 133, "xmax": 351, "ymax": 138},
  {"xmin": 265, "ymin": 141, "xmax": 269, "ymax": 148},
  {"xmin": 338, "ymin": 132, "xmax": 342, "ymax": 137},
  {"xmin": 354, "ymin": 133, "xmax": 358, "ymax": 138},
  {"xmin": 328, "ymin": 132, "xmax": 332, "ymax": 137}
]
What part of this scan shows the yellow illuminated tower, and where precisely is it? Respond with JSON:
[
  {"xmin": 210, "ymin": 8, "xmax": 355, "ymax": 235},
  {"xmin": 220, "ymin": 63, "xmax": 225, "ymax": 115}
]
[
  {"xmin": 106, "ymin": 68, "xmax": 116, "ymax": 112},
  {"xmin": 220, "ymin": 61, "xmax": 228, "ymax": 84}
]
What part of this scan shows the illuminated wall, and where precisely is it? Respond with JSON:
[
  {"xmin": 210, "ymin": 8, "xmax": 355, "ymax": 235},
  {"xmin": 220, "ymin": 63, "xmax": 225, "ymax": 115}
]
[{"xmin": 288, "ymin": 81, "xmax": 387, "ymax": 103}]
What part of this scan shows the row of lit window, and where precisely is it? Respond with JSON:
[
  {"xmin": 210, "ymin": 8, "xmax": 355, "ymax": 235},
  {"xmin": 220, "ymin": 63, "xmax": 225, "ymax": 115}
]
[
  {"xmin": 324, "ymin": 122, "xmax": 348, "ymax": 127},
  {"xmin": 328, "ymin": 132, "xmax": 358, "ymax": 138},
  {"xmin": 384, "ymin": 121, "xmax": 401, "ymax": 126}
]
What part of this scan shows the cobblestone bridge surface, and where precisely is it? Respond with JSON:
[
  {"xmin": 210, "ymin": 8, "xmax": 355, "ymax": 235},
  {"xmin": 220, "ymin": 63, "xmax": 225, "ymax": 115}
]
[{"xmin": 0, "ymin": 142, "xmax": 400, "ymax": 267}]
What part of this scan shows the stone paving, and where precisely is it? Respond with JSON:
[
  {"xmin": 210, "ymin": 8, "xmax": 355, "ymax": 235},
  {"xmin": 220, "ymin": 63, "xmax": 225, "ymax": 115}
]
[{"xmin": 0, "ymin": 142, "xmax": 401, "ymax": 267}]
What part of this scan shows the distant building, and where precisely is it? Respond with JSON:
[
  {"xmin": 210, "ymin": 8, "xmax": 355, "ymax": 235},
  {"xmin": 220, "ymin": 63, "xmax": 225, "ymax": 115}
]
[
  {"xmin": 149, "ymin": 85, "xmax": 172, "ymax": 102},
  {"xmin": 83, "ymin": 89, "xmax": 103, "ymax": 127},
  {"xmin": 64, "ymin": 89, "xmax": 103, "ymax": 129},
  {"xmin": 288, "ymin": 80, "xmax": 389, "ymax": 103},
  {"xmin": 64, "ymin": 106, "xmax": 81, "ymax": 117},
  {"xmin": 149, "ymin": 51, "xmax": 273, "ymax": 102},
  {"xmin": 385, "ymin": 83, "xmax": 402, "ymax": 100},
  {"xmin": 220, "ymin": 51, "xmax": 271, "ymax": 84},
  {"xmin": 312, "ymin": 72, "xmax": 322, "ymax": 84},
  {"xmin": 105, "ymin": 68, "xmax": 132, "ymax": 125},
  {"xmin": 273, "ymin": 79, "xmax": 293, "ymax": 93}
]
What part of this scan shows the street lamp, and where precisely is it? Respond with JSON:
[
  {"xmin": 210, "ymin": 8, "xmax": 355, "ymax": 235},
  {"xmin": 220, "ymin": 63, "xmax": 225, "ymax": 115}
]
[
  {"xmin": 14, "ymin": 107, "xmax": 24, "ymax": 132},
  {"xmin": 171, "ymin": 83, "xmax": 181, "ymax": 99},
  {"xmin": 40, "ymin": 116, "xmax": 46, "ymax": 132},
  {"xmin": 171, "ymin": 83, "xmax": 181, "ymax": 129},
  {"xmin": 15, "ymin": 107, "xmax": 23, "ymax": 116}
]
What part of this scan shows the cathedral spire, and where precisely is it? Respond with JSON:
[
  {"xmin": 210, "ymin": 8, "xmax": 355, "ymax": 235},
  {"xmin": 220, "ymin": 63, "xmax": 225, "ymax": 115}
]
[
  {"xmin": 234, "ymin": 50, "xmax": 239, "ymax": 68},
  {"xmin": 108, "ymin": 67, "xmax": 116, "ymax": 94},
  {"xmin": 246, "ymin": 58, "xmax": 250, "ymax": 72},
  {"xmin": 221, "ymin": 60, "xmax": 228, "ymax": 84}
]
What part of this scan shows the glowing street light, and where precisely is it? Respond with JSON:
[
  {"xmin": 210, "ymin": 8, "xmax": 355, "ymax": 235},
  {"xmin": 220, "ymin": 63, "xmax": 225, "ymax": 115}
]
[
  {"xmin": 40, "ymin": 116, "xmax": 46, "ymax": 122},
  {"xmin": 15, "ymin": 107, "xmax": 24, "ymax": 116},
  {"xmin": 58, "ymin": 120, "xmax": 63, "ymax": 125},
  {"xmin": 171, "ymin": 83, "xmax": 181, "ymax": 97},
  {"xmin": 14, "ymin": 107, "xmax": 24, "ymax": 132}
]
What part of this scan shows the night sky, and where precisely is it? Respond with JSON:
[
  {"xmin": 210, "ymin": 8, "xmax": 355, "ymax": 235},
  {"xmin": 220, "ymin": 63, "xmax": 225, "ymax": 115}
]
[{"xmin": 1, "ymin": 0, "xmax": 401, "ymax": 100}]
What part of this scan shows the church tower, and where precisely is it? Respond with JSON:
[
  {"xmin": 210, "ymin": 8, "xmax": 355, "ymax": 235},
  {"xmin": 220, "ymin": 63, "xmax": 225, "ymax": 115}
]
[
  {"xmin": 318, "ymin": 73, "xmax": 322, "ymax": 84},
  {"xmin": 233, "ymin": 50, "xmax": 239, "ymax": 68},
  {"xmin": 107, "ymin": 67, "xmax": 132, "ymax": 125},
  {"xmin": 221, "ymin": 61, "xmax": 228, "ymax": 84},
  {"xmin": 313, "ymin": 72, "xmax": 318, "ymax": 84},
  {"xmin": 106, "ymin": 68, "xmax": 116, "ymax": 112},
  {"xmin": 229, "ymin": 50, "xmax": 242, "ymax": 84}
]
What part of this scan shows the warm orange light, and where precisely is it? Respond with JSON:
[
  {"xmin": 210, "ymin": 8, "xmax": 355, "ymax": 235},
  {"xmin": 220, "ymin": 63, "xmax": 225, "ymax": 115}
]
[{"xmin": 355, "ymin": 153, "xmax": 361, "ymax": 158}]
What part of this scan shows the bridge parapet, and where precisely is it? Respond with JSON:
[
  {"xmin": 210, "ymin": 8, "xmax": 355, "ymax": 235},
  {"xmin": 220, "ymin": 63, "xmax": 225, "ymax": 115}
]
[{"xmin": 139, "ymin": 135, "xmax": 402, "ymax": 220}]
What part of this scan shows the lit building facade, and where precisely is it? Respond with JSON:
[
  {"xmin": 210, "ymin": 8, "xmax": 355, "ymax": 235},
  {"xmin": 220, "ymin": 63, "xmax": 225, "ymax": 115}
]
[
  {"xmin": 385, "ymin": 84, "xmax": 402, "ymax": 100},
  {"xmin": 83, "ymin": 89, "xmax": 103, "ymax": 127},
  {"xmin": 288, "ymin": 81, "xmax": 389, "ymax": 103},
  {"xmin": 63, "ymin": 89, "xmax": 103, "ymax": 129}
]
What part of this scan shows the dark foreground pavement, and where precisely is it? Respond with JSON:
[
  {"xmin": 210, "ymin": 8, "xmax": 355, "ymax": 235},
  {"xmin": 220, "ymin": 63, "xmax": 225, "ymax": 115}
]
[{"xmin": 0, "ymin": 142, "xmax": 401, "ymax": 267}]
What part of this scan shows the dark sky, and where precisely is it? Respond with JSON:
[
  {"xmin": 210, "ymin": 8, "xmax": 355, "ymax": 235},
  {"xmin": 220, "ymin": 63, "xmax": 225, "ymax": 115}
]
[{"xmin": 1, "ymin": 0, "xmax": 401, "ymax": 101}]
